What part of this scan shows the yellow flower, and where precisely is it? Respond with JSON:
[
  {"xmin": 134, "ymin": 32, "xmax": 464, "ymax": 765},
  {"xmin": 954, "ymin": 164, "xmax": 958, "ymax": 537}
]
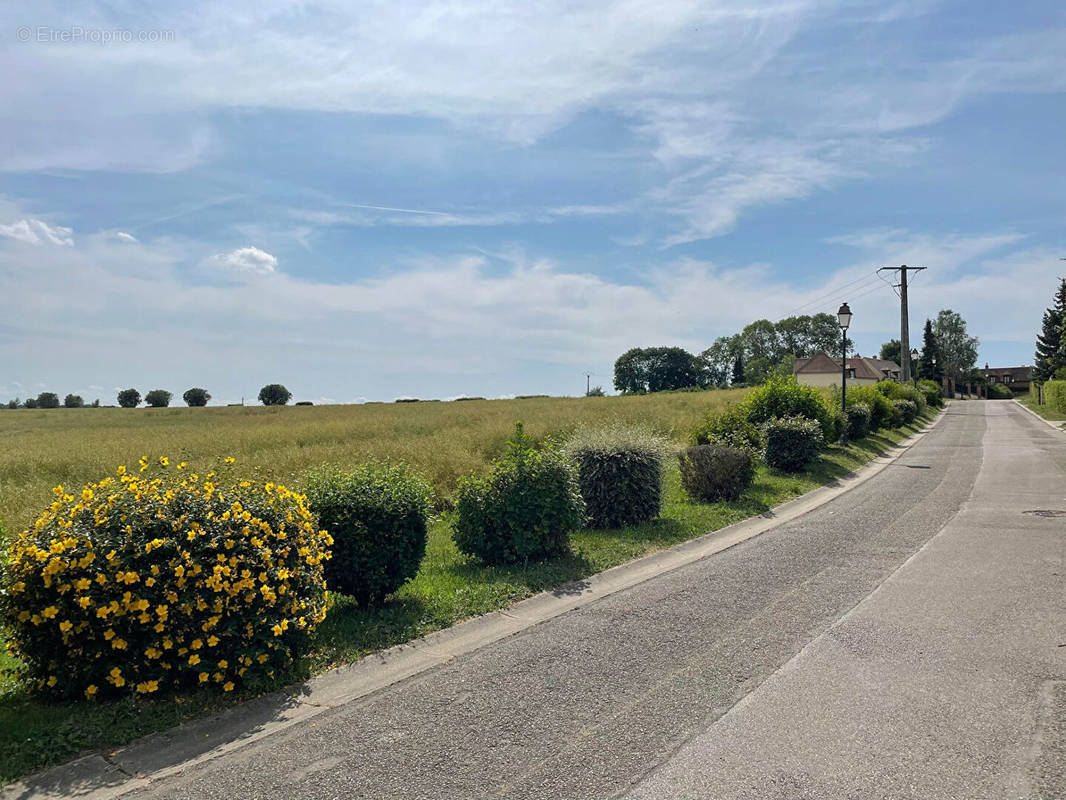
[
  {"xmin": 74, "ymin": 578, "xmax": 91, "ymax": 591},
  {"xmin": 224, "ymin": 457, "xmax": 236, "ymax": 464},
  {"xmin": 207, "ymin": 635, "xmax": 220, "ymax": 647},
  {"xmin": 58, "ymin": 620, "xmax": 73, "ymax": 633},
  {"xmin": 198, "ymin": 671, "xmax": 209, "ymax": 683},
  {"xmin": 188, "ymin": 654, "xmax": 201, "ymax": 666},
  {"xmin": 271, "ymin": 624, "xmax": 283, "ymax": 636},
  {"xmin": 76, "ymin": 596, "xmax": 92, "ymax": 609},
  {"xmin": 223, "ymin": 681, "xmax": 235, "ymax": 692},
  {"xmin": 136, "ymin": 680, "xmax": 159, "ymax": 694},
  {"xmin": 42, "ymin": 606, "xmax": 59, "ymax": 619},
  {"xmin": 159, "ymin": 457, "xmax": 169, "ymax": 467},
  {"xmin": 146, "ymin": 647, "xmax": 161, "ymax": 659},
  {"xmin": 82, "ymin": 488, "xmax": 94, "ymax": 502},
  {"xmin": 112, "ymin": 638, "xmax": 128, "ymax": 650},
  {"xmin": 116, "ymin": 465, "xmax": 126, "ymax": 476},
  {"xmin": 85, "ymin": 684, "xmax": 98, "ymax": 699},
  {"xmin": 217, "ymin": 659, "xmax": 228, "ymax": 670},
  {"xmin": 47, "ymin": 675, "xmax": 57, "ymax": 687},
  {"xmin": 103, "ymin": 628, "xmax": 115, "ymax": 640},
  {"xmin": 191, "ymin": 638, "xmax": 203, "ymax": 650},
  {"xmin": 10, "ymin": 581, "xmax": 25, "ymax": 593}
]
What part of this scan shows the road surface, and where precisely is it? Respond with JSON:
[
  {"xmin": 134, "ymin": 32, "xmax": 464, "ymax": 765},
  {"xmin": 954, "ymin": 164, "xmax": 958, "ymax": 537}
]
[{"xmin": 126, "ymin": 401, "xmax": 1065, "ymax": 799}]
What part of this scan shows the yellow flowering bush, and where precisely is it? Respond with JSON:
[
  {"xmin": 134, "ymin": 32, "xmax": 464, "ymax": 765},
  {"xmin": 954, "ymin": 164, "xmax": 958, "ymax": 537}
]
[{"xmin": 0, "ymin": 458, "xmax": 332, "ymax": 700}]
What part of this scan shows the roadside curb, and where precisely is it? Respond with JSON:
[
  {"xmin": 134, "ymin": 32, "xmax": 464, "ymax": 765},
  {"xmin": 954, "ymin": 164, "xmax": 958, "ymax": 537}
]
[
  {"xmin": 1012, "ymin": 398, "xmax": 1066, "ymax": 434},
  {"xmin": 3, "ymin": 411, "xmax": 946, "ymax": 800}
]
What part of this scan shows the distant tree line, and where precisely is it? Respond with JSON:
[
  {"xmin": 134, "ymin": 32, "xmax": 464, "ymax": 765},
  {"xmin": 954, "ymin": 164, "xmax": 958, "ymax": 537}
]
[{"xmin": 613, "ymin": 313, "xmax": 852, "ymax": 394}]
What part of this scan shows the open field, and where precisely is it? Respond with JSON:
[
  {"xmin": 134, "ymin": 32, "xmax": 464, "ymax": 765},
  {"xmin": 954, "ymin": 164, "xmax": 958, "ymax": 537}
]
[
  {"xmin": 0, "ymin": 391, "xmax": 930, "ymax": 782},
  {"xmin": 0, "ymin": 390, "xmax": 748, "ymax": 534}
]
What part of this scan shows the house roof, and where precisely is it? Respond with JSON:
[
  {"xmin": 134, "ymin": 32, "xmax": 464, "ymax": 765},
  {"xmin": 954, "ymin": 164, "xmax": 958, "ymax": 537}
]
[
  {"xmin": 983, "ymin": 365, "xmax": 1032, "ymax": 380},
  {"xmin": 793, "ymin": 351, "xmax": 901, "ymax": 381}
]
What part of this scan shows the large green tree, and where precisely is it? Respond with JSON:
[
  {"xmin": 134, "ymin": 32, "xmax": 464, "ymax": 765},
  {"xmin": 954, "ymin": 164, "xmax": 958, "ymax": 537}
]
[
  {"xmin": 917, "ymin": 319, "xmax": 943, "ymax": 382},
  {"xmin": 933, "ymin": 309, "xmax": 979, "ymax": 381},
  {"xmin": 1034, "ymin": 278, "xmax": 1066, "ymax": 382},
  {"xmin": 613, "ymin": 347, "xmax": 702, "ymax": 393},
  {"xmin": 879, "ymin": 339, "xmax": 901, "ymax": 364}
]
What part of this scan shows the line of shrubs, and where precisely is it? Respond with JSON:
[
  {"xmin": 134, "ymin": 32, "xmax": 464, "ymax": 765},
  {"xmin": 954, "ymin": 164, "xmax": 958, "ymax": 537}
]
[{"xmin": 0, "ymin": 376, "xmax": 941, "ymax": 701}]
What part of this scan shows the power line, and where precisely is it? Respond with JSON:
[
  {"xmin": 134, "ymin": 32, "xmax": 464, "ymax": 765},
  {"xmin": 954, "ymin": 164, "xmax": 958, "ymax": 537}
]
[{"xmin": 785, "ymin": 271, "xmax": 882, "ymax": 317}]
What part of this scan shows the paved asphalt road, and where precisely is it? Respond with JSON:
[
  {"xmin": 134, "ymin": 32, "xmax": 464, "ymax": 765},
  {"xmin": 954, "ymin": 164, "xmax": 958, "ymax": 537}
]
[{"xmin": 128, "ymin": 401, "xmax": 1065, "ymax": 800}]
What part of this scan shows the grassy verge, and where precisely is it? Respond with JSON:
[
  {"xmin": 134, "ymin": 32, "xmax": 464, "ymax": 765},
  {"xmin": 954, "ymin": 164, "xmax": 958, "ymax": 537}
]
[
  {"xmin": 1019, "ymin": 394, "xmax": 1066, "ymax": 423},
  {"xmin": 0, "ymin": 417, "xmax": 929, "ymax": 783}
]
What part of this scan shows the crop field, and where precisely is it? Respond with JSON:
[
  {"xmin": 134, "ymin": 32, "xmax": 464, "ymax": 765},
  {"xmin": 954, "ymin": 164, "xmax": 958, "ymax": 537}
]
[{"xmin": 0, "ymin": 389, "xmax": 749, "ymax": 534}]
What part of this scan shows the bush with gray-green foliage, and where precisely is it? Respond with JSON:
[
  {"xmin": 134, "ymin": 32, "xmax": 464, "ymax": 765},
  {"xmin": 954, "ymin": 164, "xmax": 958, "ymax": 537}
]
[
  {"xmin": 454, "ymin": 423, "xmax": 584, "ymax": 564},
  {"xmin": 563, "ymin": 425, "xmax": 669, "ymax": 528},
  {"xmin": 844, "ymin": 402, "xmax": 871, "ymax": 439},
  {"xmin": 305, "ymin": 462, "xmax": 433, "ymax": 605},
  {"xmin": 892, "ymin": 398, "xmax": 918, "ymax": 425},
  {"xmin": 763, "ymin": 417, "xmax": 824, "ymax": 471},
  {"xmin": 678, "ymin": 444, "xmax": 756, "ymax": 502}
]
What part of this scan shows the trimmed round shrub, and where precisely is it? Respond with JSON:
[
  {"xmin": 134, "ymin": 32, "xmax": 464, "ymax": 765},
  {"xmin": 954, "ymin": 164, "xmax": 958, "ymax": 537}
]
[
  {"xmin": 893, "ymin": 398, "xmax": 918, "ymax": 425},
  {"xmin": 454, "ymin": 423, "xmax": 584, "ymax": 564},
  {"xmin": 145, "ymin": 389, "xmax": 172, "ymax": 408},
  {"xmin": 305, "ymin": 463, "xmax": 433, "ymax": 605},
  {"xmin": 258, "ymin": 384, "xmax": 292, "ymax": 406},
  {"xmin": 844, "ymin": 402, "xmax": 871, "ymax": 439},
  {"xmin": 183, "ymin": 388, "xmax": 211, "ymax": 407},
  {"xmin": 744, "ymin": 376, "xmax": 837, "ymax": 442},
  {"xmin": 763, "ymin": 417, "xmax": 824, "ymax": 472},
  {"xmin": 693, "ymin": 404, "xmax": 764, "ymax": 453},
  {"xmin": 0, "ymin": 458, "xmax": 332, "ymax": 700},
  {"xmin": 563, "ymin": 425, "xmax": 669, "ymax": 529},
  {"xmin": 678, "ymin": 444, "xmax": 756, "ymax": 502},
  {"xmin": 117, "ymin": 388, "xmax": 141, "ymax": 408},
  {"xmin": 843, "ymin": 385, "xmax": 894, "ymax": 431}
]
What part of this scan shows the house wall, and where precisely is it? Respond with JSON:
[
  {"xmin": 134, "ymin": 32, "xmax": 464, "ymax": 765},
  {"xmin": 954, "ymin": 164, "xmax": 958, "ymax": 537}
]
[{"xmin": 796, "ymin": 373, "xmax": 878, "ymax": 388}]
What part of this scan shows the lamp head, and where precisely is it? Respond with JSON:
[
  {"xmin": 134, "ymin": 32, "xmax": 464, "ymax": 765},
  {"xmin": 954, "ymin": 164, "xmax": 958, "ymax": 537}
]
[{"xmin": 837, "ymin": 302, "xmax": 852, "ymax": 330}]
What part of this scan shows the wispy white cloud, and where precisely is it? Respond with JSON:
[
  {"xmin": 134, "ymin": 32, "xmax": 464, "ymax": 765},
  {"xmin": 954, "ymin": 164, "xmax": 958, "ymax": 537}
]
[
  {"xmin": 0, "ymin": 218, "xmax": 73, "ymax": 246},
  {"xmin": 212, "ymin": 246, "xmax": 278, "ymax": 275},
  {"xmin": 114, "ymin": 231, "xmax": 138, "ymax": 243}
]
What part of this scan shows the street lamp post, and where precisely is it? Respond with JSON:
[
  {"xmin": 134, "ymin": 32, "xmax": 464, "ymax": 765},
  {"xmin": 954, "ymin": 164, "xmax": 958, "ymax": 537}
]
[
  {"xmin": 910, "ymin": 348, "xmax": 919, "ymax": 388},
  {"xmin": 837, "ymin": 303, "xmax": 852, "ymax": 418}
]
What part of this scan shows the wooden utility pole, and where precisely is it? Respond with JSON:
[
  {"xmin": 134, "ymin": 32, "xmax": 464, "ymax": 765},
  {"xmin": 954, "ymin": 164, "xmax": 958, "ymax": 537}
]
[
  {"xmin": 878, "ymin": 265, "xmax": 926, "ymax": 382},
  {"xmin": 585, "ymin": 373, "xmax": 591, "ymax": 396}
]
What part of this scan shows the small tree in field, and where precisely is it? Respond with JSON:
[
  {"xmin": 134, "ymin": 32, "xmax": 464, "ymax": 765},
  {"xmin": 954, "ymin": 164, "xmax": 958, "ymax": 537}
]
[
  {"xmin": 36, "ymin": 392, "xmax": 60, "ymax": 409},
  {"xmin": 117, "ymin": 389, "xmax": 141, "ymax": 408},
  {"xmin": 144, "ymin": 389, "xmax": 172, "ymax": 408},
  {"xmin": 182, "ymin": 387, "xmax": 211, "ymax": 407},
  {"xmin": 63, "ymin": 394, "xmax": 84, "ymax": 408},
  {"xmin": 23, "ymin": 397, "xmax": 38, "ymax": 409},
  {"xmin": 258, "ymin": 384, "xmax": 292, "ymax": 406}
]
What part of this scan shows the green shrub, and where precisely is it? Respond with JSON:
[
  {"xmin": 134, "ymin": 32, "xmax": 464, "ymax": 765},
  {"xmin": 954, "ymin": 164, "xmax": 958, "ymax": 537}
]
[
  {"xmin": 916, "ymin": 379, "xmax": 943, "ymax": 408},
  {"xmin": 63, "ymin": 394, "xmax": 84, "ymax": 408},
  {"xmin": 23, "ymin": 397, "xmax": 38, "ymax": 409},
  {"xmin": 893, "ymin": 399, "xmax": 918, "ymax": 425},
  {"xmin": 305, "ymin": 462, "xmax": 433, "ymax": 605},
  {"xmin": 183, "ymin": 388, "xmax": 211, "ymax": 407},
  {"xmin": 876, "ymin": 381, "xmax": 927, "ymax": 416},
  {"xmin": 0, "ymin": 458, "xmax": 331, "ymax": 700},
  {"xmin": 987, "ymin": 383, "xmax": 1013, "ymax": 400},
  {"xmin": 744, "ymin": 376, "xmax": 836, "ymax": 441},
  {"xmin": 845, "ymin": 402, "xmax": 871, "ymax": 439},
  {"xmin": 763, "ymin": 417, "xmax": 824, "ymax": 471},
  {"xmin": 144, "ymin": 390, "xmax": 172, "ymax": 408},
  {"xmin": 843, "ymin": 385, "xmax": 894, "ymax": 430},
  {"xmin": 36, "ymin": 393, "xmax": 60, "ymax": 409},
  {"xmin": 117, "ymin": 388, "xmax": 141, "ymax": 408},
  {"xmin": 563, "ymin": 425, "xmax": 669, "ymax": 529},
  {"xmin": 454, "ymin": 423, "xmax": 584, "ymax": 564},
  {"xmin": 294, "ymin": 401, "xmax": 314, "ymax": 406},
  {"xmin": 678, "ymin": 445, "xmax": 756, "ymax": 502},
  {"xmin": 693, "ymin": 404, "xmax": 764, "ymax": 453},
  {"xmin": 1045, "ymin": 380, "xmax": 1066, "ymax": 414}
]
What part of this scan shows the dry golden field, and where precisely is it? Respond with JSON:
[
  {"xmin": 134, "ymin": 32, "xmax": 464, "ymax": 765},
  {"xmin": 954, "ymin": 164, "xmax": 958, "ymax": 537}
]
[{"xmin": 0, "ymin": 389, "xmax": 749, "ymax": 533}]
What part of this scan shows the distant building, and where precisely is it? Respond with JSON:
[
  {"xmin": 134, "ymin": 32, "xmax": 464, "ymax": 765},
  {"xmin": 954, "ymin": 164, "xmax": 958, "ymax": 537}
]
[
  {"xmin": 793, "ymin": 351, "xmax": 902, "ymax": 388},
  {"xmin": 983, "ymin": 364, "xmax": 1032, "ymax": 394}
]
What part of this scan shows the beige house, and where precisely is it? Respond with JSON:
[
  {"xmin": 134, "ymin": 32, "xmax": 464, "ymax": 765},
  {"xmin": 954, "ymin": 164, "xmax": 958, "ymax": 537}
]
[{"xmin": 793, "ymin": 352, "xmax": 902, "ymax": 388}]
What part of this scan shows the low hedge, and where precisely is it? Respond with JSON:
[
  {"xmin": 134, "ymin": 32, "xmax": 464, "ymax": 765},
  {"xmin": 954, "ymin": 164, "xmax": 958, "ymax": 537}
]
[
  {"xmin": 454, "ymin": 423, "xmax": 584, "ymax": 564},
  {"xmin": 844, "ymin": 402, "xmax": 871, "ymax": 439},
  {"xmin": 987, "ymin": 383, "xmax": 1013, "ymax": 400},
  {"xmin": 763, "ymin": 417, "xmax": 824, "ymax": 471},
  {"xmin": 0, "ymin": 459, "xmax": 332, "ymax": 700},
  {"xmin": 305, "ymin": 462, "xmax": 433, "ymax": 606},
  {"xmin": 563, "ymin": 425, "xmax": 669, "ymax": 529},
  {"xmin": 1046, "ymin": 380, "xmax": 1066, "ymax": 414},
  {"xmin": 678, "ymin": 444, "xmax": 756, "ymax": 502},
  {"xmin": 843, "ymin": 385, "xmax": 895, "ymax": 430},
  {"xmin": 893, "ymin": 398, "xmax": 918, "ymax": 425}
]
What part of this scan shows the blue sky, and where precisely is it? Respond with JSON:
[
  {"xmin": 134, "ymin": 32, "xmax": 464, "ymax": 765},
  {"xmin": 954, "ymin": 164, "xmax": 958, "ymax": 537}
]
[{"xmin": 1, "ymin": 0, "xmax": 1064, "ymax": 404}]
